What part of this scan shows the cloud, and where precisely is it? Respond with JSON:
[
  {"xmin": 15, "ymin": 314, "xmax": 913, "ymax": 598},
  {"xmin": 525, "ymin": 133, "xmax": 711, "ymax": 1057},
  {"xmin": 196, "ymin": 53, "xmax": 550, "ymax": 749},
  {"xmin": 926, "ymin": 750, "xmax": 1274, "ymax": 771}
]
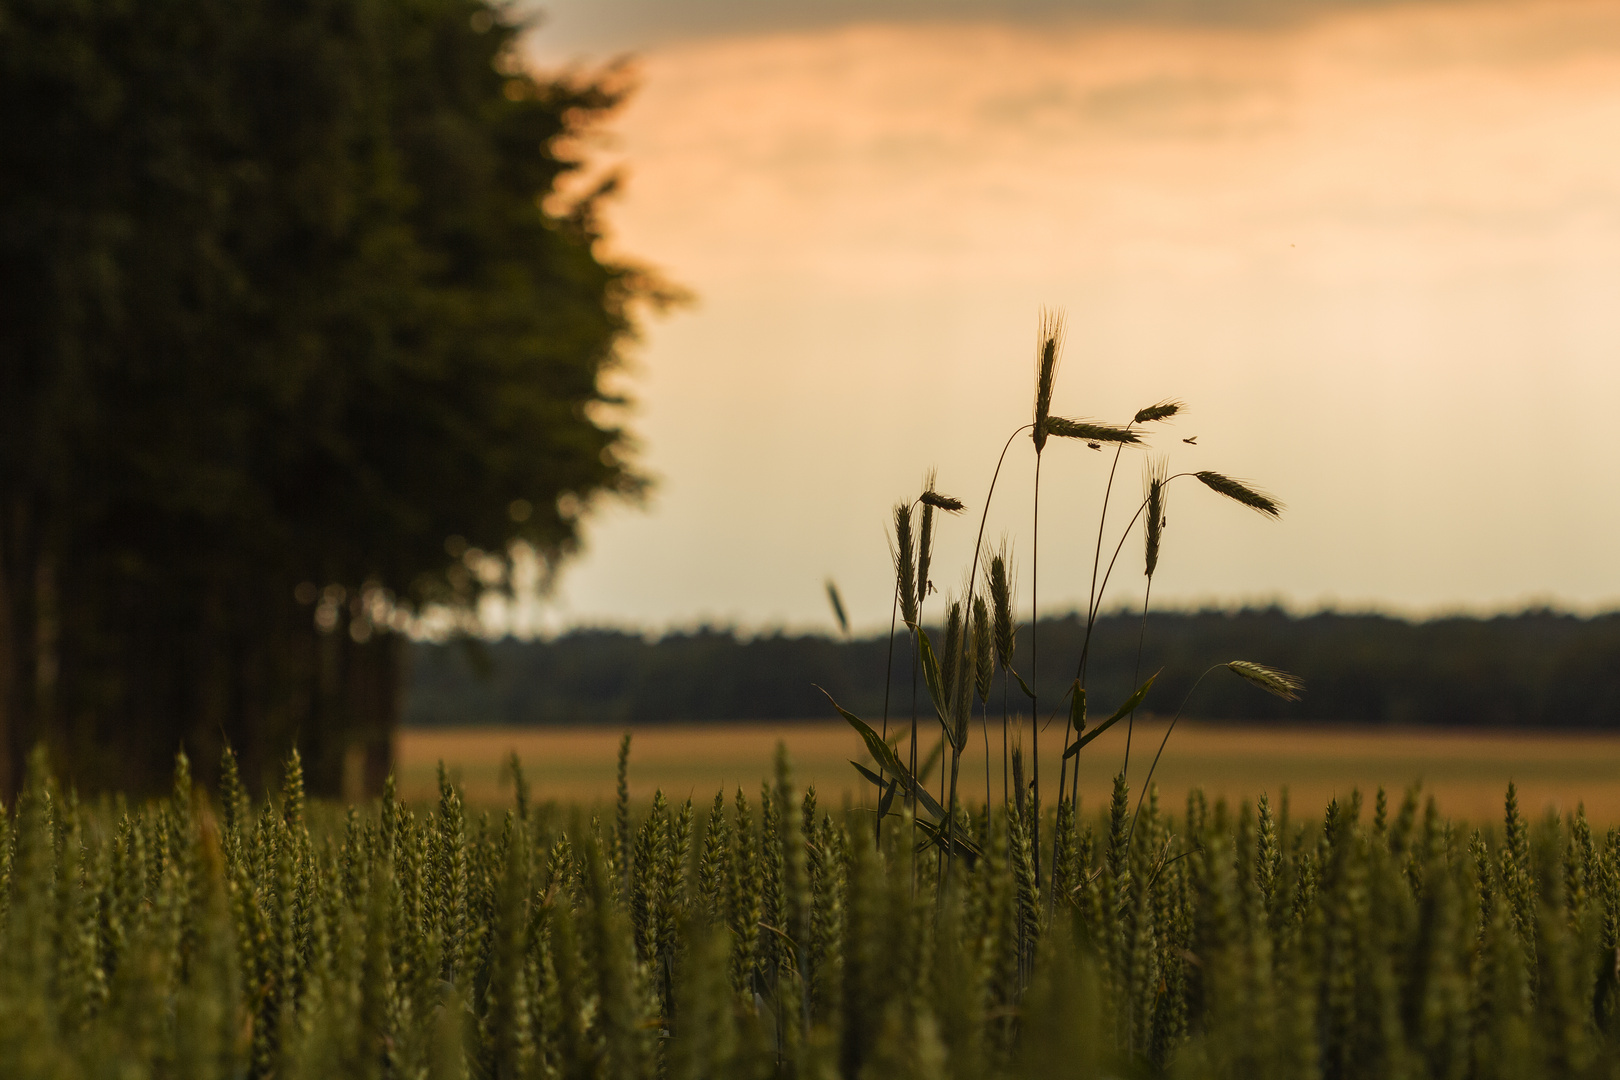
[{"xmin": 525, "ymin": 0, "xmax": 1480, "ymax": 60}]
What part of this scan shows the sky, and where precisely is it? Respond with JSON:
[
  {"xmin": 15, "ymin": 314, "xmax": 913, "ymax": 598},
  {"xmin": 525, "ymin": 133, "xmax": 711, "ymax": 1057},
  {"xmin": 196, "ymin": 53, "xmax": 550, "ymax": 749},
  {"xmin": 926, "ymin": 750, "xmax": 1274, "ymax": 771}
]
[{"xmin": 487, "ymin": 0, "xmax": 1620, "ymax": 637}]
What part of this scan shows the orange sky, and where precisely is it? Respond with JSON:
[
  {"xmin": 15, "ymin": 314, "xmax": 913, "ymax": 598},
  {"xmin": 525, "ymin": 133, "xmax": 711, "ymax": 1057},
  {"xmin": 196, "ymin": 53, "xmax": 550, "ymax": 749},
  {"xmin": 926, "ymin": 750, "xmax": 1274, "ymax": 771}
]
[{"xmin": 496, "ymin": 0, "xmax": 1620, "ymax": 635}]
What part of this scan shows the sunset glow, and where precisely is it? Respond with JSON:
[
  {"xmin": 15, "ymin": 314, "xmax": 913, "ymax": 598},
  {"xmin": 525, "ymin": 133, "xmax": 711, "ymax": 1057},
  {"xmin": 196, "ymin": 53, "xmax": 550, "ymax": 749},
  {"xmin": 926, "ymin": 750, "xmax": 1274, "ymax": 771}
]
[{"xmin": 523, "ymin": 0, "xmax": 1620, "ymax": 633}]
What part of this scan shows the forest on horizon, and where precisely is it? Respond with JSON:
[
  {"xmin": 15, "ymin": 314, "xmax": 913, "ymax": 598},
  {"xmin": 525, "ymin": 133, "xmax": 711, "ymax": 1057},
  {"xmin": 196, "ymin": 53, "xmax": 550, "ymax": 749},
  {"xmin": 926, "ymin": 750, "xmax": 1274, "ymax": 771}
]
[{"xmin": 406, "ymin": 605, "xmax": 1620, "ymax": 730}]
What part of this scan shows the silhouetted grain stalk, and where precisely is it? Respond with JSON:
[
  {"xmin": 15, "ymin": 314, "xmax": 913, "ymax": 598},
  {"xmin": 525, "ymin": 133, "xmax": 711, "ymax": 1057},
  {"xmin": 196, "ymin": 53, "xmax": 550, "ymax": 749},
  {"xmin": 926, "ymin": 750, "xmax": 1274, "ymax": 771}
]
[
  {"xmin": 875, "ymin": 498, "xmax": 916, "ymax": 841},
  {"xmin": 1029, "ymin": 310, "xmax": 1061, "ymax": 887},
  {"xmin": 1125, "ymin": 456, "xmax": 1169, "ymax": 777},
  {"xmin": 869, "ymin": 481, "xmax": 965, "ymax": 875},
  {"xmin": 912, "ymin": 486, "xmax": 934, "ymax": 843},
  {"xmin": 829, "ymin": 313, "xmax": 1295, "ymax": 905},
  {"xmin": 974, "ymin": 594, "xmax": 994, "ymax": 811}
]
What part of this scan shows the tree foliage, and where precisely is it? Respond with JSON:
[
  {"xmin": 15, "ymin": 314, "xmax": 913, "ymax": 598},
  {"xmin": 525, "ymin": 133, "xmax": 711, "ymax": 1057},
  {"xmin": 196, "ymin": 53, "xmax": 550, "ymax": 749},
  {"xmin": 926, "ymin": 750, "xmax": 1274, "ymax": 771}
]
[{"xmin": 0, "ymin": 0, "xmax": 660, "ymax": 797}]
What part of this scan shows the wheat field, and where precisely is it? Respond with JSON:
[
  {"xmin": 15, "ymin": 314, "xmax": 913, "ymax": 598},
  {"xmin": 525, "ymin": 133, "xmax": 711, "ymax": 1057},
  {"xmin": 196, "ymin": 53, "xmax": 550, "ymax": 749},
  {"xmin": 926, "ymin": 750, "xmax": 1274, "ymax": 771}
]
[{"xmin": 397, "ymin": 719, "xmax": 1620, "ymax": 823}]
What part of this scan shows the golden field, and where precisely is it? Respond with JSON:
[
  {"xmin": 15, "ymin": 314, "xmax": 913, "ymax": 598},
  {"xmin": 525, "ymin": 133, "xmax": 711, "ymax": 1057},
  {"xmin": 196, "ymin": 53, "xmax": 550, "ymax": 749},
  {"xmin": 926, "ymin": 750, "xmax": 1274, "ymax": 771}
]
[{"xmin": 397, "ymin": 718, "xmax": 1620, "ymax": 824}]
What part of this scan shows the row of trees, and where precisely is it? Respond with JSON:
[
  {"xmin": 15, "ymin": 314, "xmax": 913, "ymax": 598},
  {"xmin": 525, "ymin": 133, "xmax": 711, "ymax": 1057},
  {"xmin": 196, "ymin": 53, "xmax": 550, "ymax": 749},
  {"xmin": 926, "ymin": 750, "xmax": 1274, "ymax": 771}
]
[
  {"xmin": 407, "ymin": 607, "xmax": 1620, "ymax": 729},
  {"xmin": 0, "ymin": 0, "xmax": 663, "ymax": 798}
]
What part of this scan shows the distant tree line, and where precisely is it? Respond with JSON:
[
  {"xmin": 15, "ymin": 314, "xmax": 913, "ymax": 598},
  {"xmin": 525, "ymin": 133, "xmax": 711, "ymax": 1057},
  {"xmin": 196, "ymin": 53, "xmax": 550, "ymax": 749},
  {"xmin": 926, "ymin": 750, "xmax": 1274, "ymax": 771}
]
[
  {"xmin": 407, "ymin": 607, "xmax": 1620, "ymax": 730},
  {"xmin": 0, "ymin": 0, "xmax": 660, "ymax": 798}
]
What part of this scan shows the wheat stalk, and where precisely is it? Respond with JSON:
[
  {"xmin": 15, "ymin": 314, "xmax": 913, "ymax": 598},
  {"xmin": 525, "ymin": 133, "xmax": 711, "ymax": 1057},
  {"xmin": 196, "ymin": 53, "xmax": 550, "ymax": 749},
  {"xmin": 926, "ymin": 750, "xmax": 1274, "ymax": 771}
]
[
  {"xmin": 894, "ymin": 502, "xmax": 917, "ymax": 628},
  {"xmin": 1192, "ymin": 471, "xmax": 1283, "ymax": 517},
  {"xmin": 920, "ymin": 490, "xmax": 966, "ymax": 513},
  {"xmin": 1031, "ymin": 309, "xmax": 1062, "ymax": 454},
  {"xmin": 1123, "ymin": 458, "xmax": 1168, "ymax": 778},
  {"xmin": 1133, "ymin": 399, "xmax": 1184, "ymax": 424},
  {"xmin": 1046, "ymin": 418, "xmax": 1141, "ymax": 445},
  {"xmin": 1224, "ymin": 661, "xmax": 1303, "ymax": 701},
  {"xmin": 1144, "ymin": 460, "xmax": 1167, "ymax": 581},
  {"xmin": 973, "ymin": 596, "xmax": 994, "ymax": 809},
  {"xmin": 1028, "ymin": 312, "xmax": 1067, "ymax": 889}
]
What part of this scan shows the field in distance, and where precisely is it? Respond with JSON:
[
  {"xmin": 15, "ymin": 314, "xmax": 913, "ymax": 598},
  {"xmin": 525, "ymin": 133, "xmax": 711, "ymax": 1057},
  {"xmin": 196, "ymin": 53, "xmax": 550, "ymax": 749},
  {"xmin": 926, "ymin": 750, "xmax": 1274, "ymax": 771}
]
[{"xmin": 397, "ymin": 719, "xmax": 1620, "ymax": 824}]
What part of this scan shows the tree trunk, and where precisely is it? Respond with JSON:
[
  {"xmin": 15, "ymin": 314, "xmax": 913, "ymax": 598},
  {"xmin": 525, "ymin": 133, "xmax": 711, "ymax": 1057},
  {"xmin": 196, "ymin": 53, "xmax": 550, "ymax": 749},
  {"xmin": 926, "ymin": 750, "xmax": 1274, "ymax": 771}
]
[{"xmin": 0, "ymin": 495, "xmax": 44, "ymax": 803}]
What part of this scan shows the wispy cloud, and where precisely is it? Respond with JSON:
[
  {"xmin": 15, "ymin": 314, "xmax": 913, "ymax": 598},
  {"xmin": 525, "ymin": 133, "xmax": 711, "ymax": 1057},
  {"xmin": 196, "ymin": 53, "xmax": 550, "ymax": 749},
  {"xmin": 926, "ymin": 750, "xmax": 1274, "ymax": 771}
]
[{"xmin": 528, "ymin": 0, "xmax": 1487, "ymax": 59}]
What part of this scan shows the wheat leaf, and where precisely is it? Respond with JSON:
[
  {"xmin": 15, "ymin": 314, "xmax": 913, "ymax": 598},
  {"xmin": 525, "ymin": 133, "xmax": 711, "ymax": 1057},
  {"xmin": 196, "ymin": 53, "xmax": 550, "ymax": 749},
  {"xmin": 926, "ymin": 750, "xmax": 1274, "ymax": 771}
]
[
  {"xmin": 822, "ymin": 687, "xmax": 907, "ymax": 778},
  {"xmin": 851, "ymin": 761, "xmax": 902, "ymax": 819},
  {"xmin": 1010, "ymin": 668, "xmax": 1037, "ymax": 702},
  {"xmin": 910, "ymin": 779, "xmax": 947, "ymax": 821},
  {"xmin": 915, "ymin": 627, "xmax": 952, "ymax": 730},
  {"xmin": 850, "ymin": 760, "xmax": 886, "ymax": 788},
  {"xmin": 820, "ymin": 686, "xmax": 945, "ymax": 820},
  {"xmin": 878, "ymin": 777, "xmax": 899, "ymax": 817},
  {"xmin": 1065, "ymin": 670, "xmax": 1161, "ymax": 759},
  {"xmin": 914, "ymin": 816, "xmax": 985, "ymax": 865}
]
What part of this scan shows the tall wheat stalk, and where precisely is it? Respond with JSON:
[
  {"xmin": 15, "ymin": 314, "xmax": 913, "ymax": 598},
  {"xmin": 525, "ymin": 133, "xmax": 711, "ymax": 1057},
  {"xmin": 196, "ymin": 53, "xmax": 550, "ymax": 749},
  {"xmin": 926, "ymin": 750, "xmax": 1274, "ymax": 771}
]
[
  {"xmin": 1125, "ymin": 457, "xmax": 1168, "ymax": 777},
  {"xmin": 876, "ymin": 501, "xmax": 917, "ymax": 841},
  {"xmin": 1029, "ymin": 309, "xmax": 1062, "ymax": 886}
]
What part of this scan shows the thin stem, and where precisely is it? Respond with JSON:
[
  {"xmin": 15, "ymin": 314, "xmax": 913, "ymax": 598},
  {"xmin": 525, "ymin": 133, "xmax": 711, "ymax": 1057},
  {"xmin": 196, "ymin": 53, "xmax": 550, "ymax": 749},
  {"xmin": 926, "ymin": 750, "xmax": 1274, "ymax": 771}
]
[
  {"xmin": 878, "ymin": 582, "xmax": 900, "ymax": 841},
  {"xmin": 983, "ymin": 695, "xmax": 992, "ymax": 813},
  {"xmin": 1123, "ymin": 575, "xmax": 1154, "ymax": 779},
  {"xmin": 1073, "ymin": 474, "xmax": 1199, "ymax": 688},
  {"xmin": 956, "ymin": 423, "xmax": 1031, "ymax": 830},
  {"xmin": 1127, "ymin": 664, "xmax": 1222, "ymax": 849},
  {"xmin": 944, "ymin": 704, "xmax": 963, "ymax": 893},
  {"xmin": 1056, "ymin": 425, "xmax": 1137, "ymax": 809},
  {"xmin": 1001, "ymin": 671, "xmax": 1010, "ymax": 812},
  {"xmin": 1074, "ymin": 475, "xmax": 1202, "ymax": 685},
  {"xmin": 963, "ymin": 424, "xmax": 1032, "ymax": 618},
  {"xmin": 1065, "ymin": 699, "xmax": 1082, "ymax": 832},
  {"xmin": 1049, "ymin": 679, "xmax": 1076, "ymax": 922},
  {"xmin": 1070, "ymin": 495, "xmax": 1150, "ymax": 689},
  {"xmin": 1084, "ymin": 572, "xmax": 1152, "ymax": 816},
  {"xmin": 1088, "ymin": 439, "xmax": 1129, "ymax": 619},
  {"xmin": 1031, "ymin": 450, "xmax": 1042, "ymax": 886},
  {"xmin": 909, "ymin": 601, "xmax": 921, "ymax": 895},
  {"xmin": 1051, "ymin": 428, "xmax": 1144, "ymax": 904},
  {"xmin": 1081, "ymin": 435, "xmax": 1133, "ymax": 689},
  {"xmin": 940, "ymin": 700, "xmax": 950, "ymax": 886},
  {"xmin": 946, "ymin": 613, "xmax": 979, "ymax": 886}
]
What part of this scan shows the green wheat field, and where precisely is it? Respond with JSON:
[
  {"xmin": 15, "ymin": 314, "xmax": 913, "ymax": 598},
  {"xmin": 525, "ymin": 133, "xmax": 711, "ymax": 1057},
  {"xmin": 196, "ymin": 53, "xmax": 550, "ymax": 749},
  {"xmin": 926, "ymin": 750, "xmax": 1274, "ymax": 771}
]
[{"xmin": 3, "ymin": 738, "xmax": 1619, "ymax": 1078}]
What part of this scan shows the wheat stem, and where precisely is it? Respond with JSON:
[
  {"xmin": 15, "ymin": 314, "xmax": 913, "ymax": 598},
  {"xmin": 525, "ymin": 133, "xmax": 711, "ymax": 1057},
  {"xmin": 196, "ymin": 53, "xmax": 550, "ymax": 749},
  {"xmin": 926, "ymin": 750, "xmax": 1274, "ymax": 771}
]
[
  {"xmin": 1123, "ymin": 577, "xmax": 1153, "ymax": 779},
  {"xmin": 1031, "ymin": 451, "xmax": 1043, "ymax": 889},
  {"xmin": 1127, "ymin": 664, "xmax": 1222, "ymax": 850}
]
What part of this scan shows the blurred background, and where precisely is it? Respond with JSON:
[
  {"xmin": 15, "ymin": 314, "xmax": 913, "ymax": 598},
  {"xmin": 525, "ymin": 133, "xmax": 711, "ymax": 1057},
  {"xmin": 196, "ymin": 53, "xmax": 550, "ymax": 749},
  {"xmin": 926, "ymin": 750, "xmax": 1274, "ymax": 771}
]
[{"xmin": 3, "ymin": 0, "xmax": 1618, "ymax": 811}]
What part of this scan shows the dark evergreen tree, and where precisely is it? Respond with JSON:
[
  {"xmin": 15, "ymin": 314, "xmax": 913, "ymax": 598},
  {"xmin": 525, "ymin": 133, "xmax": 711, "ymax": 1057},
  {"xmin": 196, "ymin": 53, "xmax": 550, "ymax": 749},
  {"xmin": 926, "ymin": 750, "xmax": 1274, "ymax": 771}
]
[{"xmin": 0, "ymin": 0, "xmax": 667, "ymax": 796}]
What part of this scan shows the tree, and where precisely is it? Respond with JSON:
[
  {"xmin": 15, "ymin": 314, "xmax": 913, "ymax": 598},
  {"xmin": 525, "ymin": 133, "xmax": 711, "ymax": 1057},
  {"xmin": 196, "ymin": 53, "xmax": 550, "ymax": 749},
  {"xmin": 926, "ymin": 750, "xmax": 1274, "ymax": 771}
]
[{"xmin": 0, "ymin": 0, "xmax": 665, "ymax": 797}]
